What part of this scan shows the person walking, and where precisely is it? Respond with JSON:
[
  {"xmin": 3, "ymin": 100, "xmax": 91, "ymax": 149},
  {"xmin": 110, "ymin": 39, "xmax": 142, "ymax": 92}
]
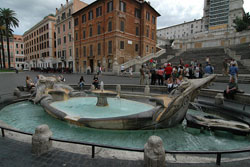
[{"xmin": 140, "ymin": 65, "xmax": 145, "ymax": 85}]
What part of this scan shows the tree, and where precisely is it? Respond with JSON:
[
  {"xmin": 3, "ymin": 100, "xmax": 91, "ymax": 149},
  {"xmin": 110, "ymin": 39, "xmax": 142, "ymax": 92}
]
[
  {"xmin": 0, "ymin": 8, "xmax": 19, "ymax": 68},
  {"xmin": 0, "ymin": 19, "xmax": 6, "ymax": 68},
  {"xmin": 234, "ymin": 12, "xmax": 250, "ymax": 32}
]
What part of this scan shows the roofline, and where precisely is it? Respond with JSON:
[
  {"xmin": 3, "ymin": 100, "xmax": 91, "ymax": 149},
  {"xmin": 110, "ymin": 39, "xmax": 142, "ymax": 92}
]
[
  {"xmin": 157, "ymin": 18, "xmax": 202, "ymax": 31},
  {"xmin": 72, "ymin": 0, "xmax": 160, "ymax": 17},
  {"xmin": 23, "ymin": 16, "xmax": 56, "ymax": 36}
]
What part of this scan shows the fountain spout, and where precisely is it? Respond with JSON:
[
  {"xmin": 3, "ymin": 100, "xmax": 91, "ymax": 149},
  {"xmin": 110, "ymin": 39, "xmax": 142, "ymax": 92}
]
[{"xmin": 100, "ymin": 81, "xmax": 104, "ymax": 92}]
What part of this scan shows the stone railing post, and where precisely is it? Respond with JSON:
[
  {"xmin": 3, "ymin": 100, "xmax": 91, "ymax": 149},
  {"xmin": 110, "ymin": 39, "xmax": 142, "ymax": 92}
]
[
  {"xmin": 215, "ymin": 93, "xmax": 224, "ymax": 105},
  {"xmin": 116, "ymin": 84, "xmax": 121, "ymax": 95},
  {"xmin": 32, "ymin": 124, "xmax": 53, "ymax": 156},
  {"xmin": 144, "ymin": 136, "xmax": 166, "ymax": 167},
  {"xmin": 144, "ymin": 85, "xmax": 150, "ymax": 96}
]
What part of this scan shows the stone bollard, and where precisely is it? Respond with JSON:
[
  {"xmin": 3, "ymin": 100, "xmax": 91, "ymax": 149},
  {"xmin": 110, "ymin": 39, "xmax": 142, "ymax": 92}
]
[
  {"xmin": 144, "ymin": 136, "xmax": 166, "ymax": 167},
  {"xmin": 13, "ymin": 88, "xmax": 21, "ymax": 97},
  {"xmin": 215, "ymin": 93, "xmax": 224, "ymax": 105},
  {"xmin": 144, "ymin": 85, "xmax": 150, "ymax": 96},
  {"xmin": 116, "ymin": 84, "xmax": 121, "ymax": 94},
  {"xmin": 90, "ymin": 84, "xmax": 95, "ymax": 91},
  {"xmin": 32, "ymin": 124, "xmax": 53, "ymax": 156}
]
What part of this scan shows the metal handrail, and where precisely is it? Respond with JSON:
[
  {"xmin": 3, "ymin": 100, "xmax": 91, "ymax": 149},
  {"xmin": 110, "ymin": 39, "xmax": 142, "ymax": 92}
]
[{"xmin": 1, "ymin": 125, "xmax": 250, "ymax": 165}]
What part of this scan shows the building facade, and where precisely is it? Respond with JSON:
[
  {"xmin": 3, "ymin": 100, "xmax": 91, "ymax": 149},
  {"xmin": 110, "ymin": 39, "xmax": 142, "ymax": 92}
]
[
  {"xmin": 157, "ymin": 19, "xmax": 203, "ymax": 40},
  {"xmin": 13, "ymin": 35, "xmax": 26, "ymax": 69},
  {"xmin": 0, "ymin": 35, "xmax": 26, "ymax": 69},
  {"xmin": 158, "ymin": 0, "xmax": 245, "ymax": 41},
  {"xmin": 23, "ymin": 16, "xmax": 56, "ymax": 69},
  {"xmin": 203, "ymin": 0, "xmax": 244, "ymax": 31},
  {"xmin": 55, "ymin": 0, "xmax": 87, "ymax": 72},
  {"xmin": 72, "ymin": 0, "xmax": 160, "ymax": 73}
]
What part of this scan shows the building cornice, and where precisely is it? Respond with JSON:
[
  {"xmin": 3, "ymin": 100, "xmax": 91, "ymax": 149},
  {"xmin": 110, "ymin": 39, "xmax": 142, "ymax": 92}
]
[{"xmin": 23, "ymin": 16, "xmax": 56, "ymax": 36}]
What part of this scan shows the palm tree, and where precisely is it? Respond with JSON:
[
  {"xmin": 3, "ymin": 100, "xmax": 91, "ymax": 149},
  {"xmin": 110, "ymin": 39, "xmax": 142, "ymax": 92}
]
[
  {"xmin": 0, "ymin": 8, "xmax": 19, "ymax": 68},
  {"xmin": 0, "ymin": 20, "xmax": 6, "ymax": 68}
]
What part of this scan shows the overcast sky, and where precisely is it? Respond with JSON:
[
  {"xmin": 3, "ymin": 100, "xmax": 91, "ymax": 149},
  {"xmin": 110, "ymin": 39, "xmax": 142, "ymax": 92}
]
[{"xmin": 1, "ymin": 0, "xmax": 250, "ymax": 35}]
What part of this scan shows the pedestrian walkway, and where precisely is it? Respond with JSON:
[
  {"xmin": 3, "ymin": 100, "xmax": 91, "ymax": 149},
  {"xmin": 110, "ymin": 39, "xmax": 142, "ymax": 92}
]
[{"xmin": 1, "ymin": 137, "xmax": 250, "ymax": 167}]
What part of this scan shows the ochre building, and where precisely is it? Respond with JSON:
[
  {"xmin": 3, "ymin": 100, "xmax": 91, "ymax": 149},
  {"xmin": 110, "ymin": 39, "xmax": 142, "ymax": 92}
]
[
  {"xmin": 23, "ymin": 16, "xmax": 56, "ymax": 69},
  {"xmin": 72, "ymin": 0, "xmax": 160, "ymax": 73}
]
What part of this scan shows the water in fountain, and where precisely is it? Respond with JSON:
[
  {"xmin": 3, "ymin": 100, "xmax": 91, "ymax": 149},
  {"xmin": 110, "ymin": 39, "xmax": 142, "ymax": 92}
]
[{"xmin": 1, "ymin": 101, "xmax": 250, "ymax": 151}]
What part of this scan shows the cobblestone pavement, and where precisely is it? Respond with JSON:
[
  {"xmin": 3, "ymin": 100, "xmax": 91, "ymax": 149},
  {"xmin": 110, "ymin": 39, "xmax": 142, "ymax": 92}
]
[
  {"xmin": 0, "ymin": 71, "xmax": 250, "ymax": 95},
  {"xmin": 1, "ymin": 137, "xmax": 250, "ymax": 167},
  {"xmin": 1, "ymin": 71, "xmax": 250, "ymax": 166}
]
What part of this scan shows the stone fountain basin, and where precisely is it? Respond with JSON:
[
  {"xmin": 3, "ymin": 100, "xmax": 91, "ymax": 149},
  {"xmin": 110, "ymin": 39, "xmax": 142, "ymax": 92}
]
[{"xmin": 41, "ymin": 97, "xmax": 161, "ymax": 130}]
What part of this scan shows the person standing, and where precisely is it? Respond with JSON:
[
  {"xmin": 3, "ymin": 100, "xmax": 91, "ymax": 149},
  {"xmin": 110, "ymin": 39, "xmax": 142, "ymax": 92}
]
[
  {"xmin": 205, "ymin": 56, "xmax": 210, "ymax": 65},
  {"xmin": 223, "ymin": 58, "xmax": 228, "ymax": 76},
  {"xmin": 140, "ymin": 65, "xmax": 145, "ymax": 85},
  {"xmin": 120, "ymin": 65, "xmax": 125, "ymax": 76},
  {"xmin": 229, "ymin": 63, "xmax": 238, "ymax": 83},
  {"xmin": 129, "ymin": 66, "xmax": 133, "ymax": 78}
]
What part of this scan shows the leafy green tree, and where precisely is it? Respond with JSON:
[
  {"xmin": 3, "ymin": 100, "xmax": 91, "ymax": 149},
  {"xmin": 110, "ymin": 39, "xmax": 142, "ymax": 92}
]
[
  {"xmin": 234, "ymin": 12, "xmax": 250, "ymax": 32},
  {"xmin": 0, "ymin": 8, "xmax": 19, "ymax": 68}
]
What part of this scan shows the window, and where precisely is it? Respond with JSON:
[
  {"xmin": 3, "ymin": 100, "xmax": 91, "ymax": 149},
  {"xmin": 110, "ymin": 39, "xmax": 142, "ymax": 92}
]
[
  {"xmin": 82, "ymin": 14, "xmax": 86, "ymax": 23},
  {"xmin": 146, "ymin": 28, "xmax": 149, "ymax": 37},
  {"xmin": 191, "ymin": 24, "xmax": 193, "ymax": 28},
  {"xmin": 74, "ymin": 18, "xmax": 78, "ymax": 26},
  {"xmin": 146, "ymin": 45, "xmax": 149, "ymax": 52},
  {"xmin": 88, "ymin": 10, "xmax": 93, "ymax": 20},
  {"xmin": 135, "ymin": 8, "xmax": 141, "ymax": 18},
  {"xmin": 108, "ymin": 41, "xmax": 112, "ymax": 54},
  {"xmin": 136, "ymin": 26, "xmax": 139, "ymax": 36},
  {"xmin": 89, "ymin": 27, "xmax": 92, "ymax": 37},
  {"xmin": 83, "ymin": 46, "xmax": 86, "ymax": 57},
  {"xmin": 63, "ymin": 24, "xmax": 65, "ymax": 32},
  {"xmin": 62, "ymin": 12, "xmax": 66, "ymax": 20},
  {"xmin": 16, "ymin": 44, "xmax": 18, "ymax": 48},
  {"xmin": 97, "ymin": 24, "xmax": 101, "ymax": 35},
  {"xmin": 152, "ymin": 31, "xmax": 154, "ymax": 40},
  {"xmin": 120, "ymin": 21, "xmax": 125, "ymax": 32},
  {"xmin": 69, "ymin": 48, "xmax": 72, "ymax": 57},
  {"xmin": 57, "ymin": 38, "xmax": 61, "ymax": 45},
  {"xmin": 69, "ymin": 34, "xmax": 72, "ymax": 42},
  {"xmin": 108, "ymin": 21, "xmax": 112, "ymax": 32},
  {"xmin": 135, "ymin": 44, "xmax": 139, "ymax": 52},
  {"xmin": 152, "ymin": 16, "xmax": 156, "ymax": 25},
  {"xmin": 69, "ymin": 21, "xmax": 71, "ymax": 29},
  {"xmin": 96, "ymin": 6, "xmax": 102, "ymax": 17},
  {"xmin": 90, "ymin": 45, "xmax": 93, "ymax": 57},
  {"xmin": 120, "ymin": 41, "xmax": 124, "ymax": 49},
  {"xmin": 76, "ymin": 48, "xmax": 79, "ymax": 58},
  {"xmin": 146, "ymin": 12, "xmax": 150, "ymax": 21},
  {"xmin": 47, "ymin": 41, "xmax": 49, "ymax": 47},
  {"xmin": 119, "ymin": 1, "xmax": 126, "ymax": 12},
  {"xmin": 75, "ymin": 32, "xmax": 78, "ymax": 40},
  {"xmin": 107, "ymin": 1, "xmax": 113, "ymax": 13},
  {"xmin": 58, "ymin": 27, "xmax": 60, "ymax": 34},
  {"xmin": 21, "ymin": 44, "xmax": 23, "ymax": 49},
  {"xmin": 98, "ymin": 43, "xmax": 101, "ymax": 55},
  {"xmin": 64, "ymin": 36, "xmax": 66, "ymax": 43},
  {"xmin": 16, "ymin": 51, "xmax": 19, "ymax": 54},
  {"xmin": 83, "ymin": 30, "xmax": 86, "ymax": 39}
]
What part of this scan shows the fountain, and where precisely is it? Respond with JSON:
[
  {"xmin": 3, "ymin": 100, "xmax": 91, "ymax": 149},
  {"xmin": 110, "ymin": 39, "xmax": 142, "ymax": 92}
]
[
  {"xmin": 85, "ymin": 81, "xmax": 117, "ymax": 107},
  {"xmin": 9, "ymin": 74, "xmax": 220, "ymax": 130},
  {"xmin": 1, "ymin": 74, "xmax": 250, "ymax": 154}
]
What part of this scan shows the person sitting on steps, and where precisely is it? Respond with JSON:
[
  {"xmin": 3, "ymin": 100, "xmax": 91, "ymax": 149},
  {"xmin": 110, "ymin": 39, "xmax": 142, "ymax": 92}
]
[{"xmin": 224, "ymin": 77, "xmax": 238, "ymax": 100}]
